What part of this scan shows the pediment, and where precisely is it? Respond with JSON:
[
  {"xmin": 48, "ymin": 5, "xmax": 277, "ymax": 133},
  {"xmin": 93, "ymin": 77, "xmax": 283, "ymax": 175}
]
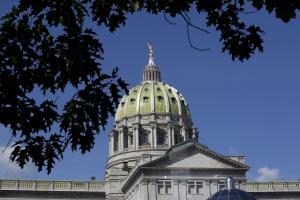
[
  {"xmin": 142, "ymin": 140, "xmax": 249, "ymax": 170},
  {"xmin": 155, "ymin": 151, "xmax": 234, "ymax": 168}
]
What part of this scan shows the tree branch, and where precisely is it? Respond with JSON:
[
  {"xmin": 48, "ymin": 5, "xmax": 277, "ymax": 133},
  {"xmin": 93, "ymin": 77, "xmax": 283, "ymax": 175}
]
[
  {"xmin": 2, "ymin": 134, "xmax": 13, "ymax": 153},
  {"xmin": 179, "ymin": 12, "xmax": 210, "ymax": 51},
  {"xmin": 180, "ymin": 12, "xmax": 210, "ymax": 34},
  {"xmin": 186, "ymin": 24, "xmax": 210, "ymax": 51},
  {"xmin": 163, "ymin": 12, "xmax": 176, "ymax": 25}
]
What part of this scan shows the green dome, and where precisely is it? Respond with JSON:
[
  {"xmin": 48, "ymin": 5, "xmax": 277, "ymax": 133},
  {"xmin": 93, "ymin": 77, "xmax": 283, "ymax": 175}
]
[
  {"xmin": 115, "ymin": 81, "xmax": 191, "ymax": 121},
  {"xmin": 116, "ymin": 43, "xmax": 191, "ymax": 122}
]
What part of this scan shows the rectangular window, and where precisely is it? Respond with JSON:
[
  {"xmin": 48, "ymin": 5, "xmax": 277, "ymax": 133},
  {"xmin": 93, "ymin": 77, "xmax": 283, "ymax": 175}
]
[
  {"xmin": 157, "ymin": 180, "xmax": 172, "ymax": 194},
  {"xmin": 196, "ymin": 181, "xmax": 203, "ymax": 194},
  {"xmin": 188, "ymin": 180, "xmax": 203, "ymax": 194},
  {"xmin": 165, "ymin": 181, "xmax": 171, "ymax": 194},
  {"xmin": 157, "ymin": 181, "xmax": 164, "ymax": 194},
  {"xmin": 218, "ymin": 180, "xmax": 226, "ymax": 191}
]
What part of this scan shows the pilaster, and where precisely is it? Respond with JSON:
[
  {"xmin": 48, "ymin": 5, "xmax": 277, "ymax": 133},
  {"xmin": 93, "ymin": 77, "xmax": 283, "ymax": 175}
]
[
  {"xmin": 173, "ymin": 179, "xmax": 179, "ymax": 200},
  {"xmin": 148, "ymin": 180, "xmax": 156, "ymax": 200},
  {"xmin": 111, "ymin": 133, "xmax": 115, "ymax": 153},
  {"xmin": 179, "ymin": 180, "xmax": 187, "ymax": 200},
  {"xmin": 140, "ymin": 179, "xmax": 149, "ymax": 200}
]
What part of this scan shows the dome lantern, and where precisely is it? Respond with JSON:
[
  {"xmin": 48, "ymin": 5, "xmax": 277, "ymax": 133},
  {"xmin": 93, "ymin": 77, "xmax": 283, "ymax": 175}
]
[{"xmin": 143, "ymin": 43, "xmax": 161, "ymax": 81}]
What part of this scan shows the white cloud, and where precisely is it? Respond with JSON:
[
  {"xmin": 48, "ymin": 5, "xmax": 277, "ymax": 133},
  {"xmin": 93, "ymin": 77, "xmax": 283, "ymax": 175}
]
[
  {"xmin": 256, "ymin": 166, "xmax": 280, "ymax": 181},
  {"xmin": 0, "ymin": 146, "xmax": 34, "ymax": 178}
]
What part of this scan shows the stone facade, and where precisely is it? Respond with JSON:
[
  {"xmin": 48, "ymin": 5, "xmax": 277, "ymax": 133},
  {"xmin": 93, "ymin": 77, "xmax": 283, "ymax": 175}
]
[{"xmin": 120, "ymin": 140, "xmax": 249, "ymax": 200}]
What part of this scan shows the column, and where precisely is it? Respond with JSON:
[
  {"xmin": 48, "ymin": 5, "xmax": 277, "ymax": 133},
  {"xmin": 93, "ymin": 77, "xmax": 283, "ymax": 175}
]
[
  {"xmin": 150, "ymin": 123, "xmax": 157, "ymax": 148},
  {"xmin": 153, "ymin": 125, "xmax": 157, "ymax": 148},
  {"xmin": 108, "ymin": 134, "xmax": 111, "ymax": 156},
  {"xmin": 111, "ymin": 133, "xmax": 115, "ymax": 154},
  {"xmin": 119, "ymin": 130, "xmax": 124, "ymax": 152},
  {"xmin": 171, "ymin": 126, "xmax": 175, "ymax": 146},
  {"xmin": 182, "ymin": 126, "xmax": 187, "ymax": 141},
  {"xmin": 134, "ymin": 126, "xmax": 139, "ymax": 150},
  {"xmin": 193, "ymin": 127, "xmax": 199, "ymax": 141},
  {"xmin": 168, "ymin": 125, "xmax": 172, "ymax": 147}
]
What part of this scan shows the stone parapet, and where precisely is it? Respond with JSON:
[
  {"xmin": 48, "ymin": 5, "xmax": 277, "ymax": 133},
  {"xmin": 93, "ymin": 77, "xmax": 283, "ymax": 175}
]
[
  {"xmin": 243, "ymin": 181, "xmax": 300, "ymax": 192},
  {"xmin": 0, "ymin": 179, "xmax": 105, "ymax": 192}
]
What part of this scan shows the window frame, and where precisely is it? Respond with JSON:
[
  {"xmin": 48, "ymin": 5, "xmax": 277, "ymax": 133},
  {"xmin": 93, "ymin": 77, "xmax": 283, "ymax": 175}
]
[
  {"xmin": 218, "ymin": 180, "xmax": 226, "ymax": 191},
  {"xmin": 157, "ymin": 180, "xmax": 172, "ymax": 195},
  {"xmin": 187, "ymin": 180, "xmax": 204, "ymax": 195}
]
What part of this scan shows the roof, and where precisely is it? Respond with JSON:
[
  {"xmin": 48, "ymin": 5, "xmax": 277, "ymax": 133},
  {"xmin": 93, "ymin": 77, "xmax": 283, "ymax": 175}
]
[{"xmin": 115, "ymin": 81, "xmax": 191, "ymax": 121}]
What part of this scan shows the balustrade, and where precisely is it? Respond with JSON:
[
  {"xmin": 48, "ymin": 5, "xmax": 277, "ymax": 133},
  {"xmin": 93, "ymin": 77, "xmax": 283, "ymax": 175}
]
[
  {"xmin": 0, "ymin": 179, "xmax": 105, "ymax": 192},
  {"xmin": 244, "ymin": 182, "xmax": 300, "ymax": 192}
]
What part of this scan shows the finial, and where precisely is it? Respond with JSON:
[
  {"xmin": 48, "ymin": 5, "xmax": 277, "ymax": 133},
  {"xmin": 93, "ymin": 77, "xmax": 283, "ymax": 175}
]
[
  {"xmin": 143, "ymin": 42, "xmax": 161, "ymax": 81},
  {"xmin": 147, "ymin": 42, "xmax": 154, "ymax": 65}
]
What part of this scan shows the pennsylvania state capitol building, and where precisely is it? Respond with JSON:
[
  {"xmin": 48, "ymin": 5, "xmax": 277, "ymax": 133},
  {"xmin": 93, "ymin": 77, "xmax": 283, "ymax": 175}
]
[{"xmin": 1, "ymin": 45, "xmax": 300, "ymax": 200}]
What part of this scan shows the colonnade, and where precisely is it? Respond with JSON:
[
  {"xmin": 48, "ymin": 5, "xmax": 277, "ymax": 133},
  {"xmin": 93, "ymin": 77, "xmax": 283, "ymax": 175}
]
[{"xmin": 108, "ymin": 124, "xmax": 192, "ymax": 156}]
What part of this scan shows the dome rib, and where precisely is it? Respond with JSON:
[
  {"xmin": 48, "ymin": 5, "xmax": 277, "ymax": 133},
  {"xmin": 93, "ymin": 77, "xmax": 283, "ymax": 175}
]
[
  {"xmin": 123, "ymin": 91, "xmax": 130, "ymax": 118},
  {"xmin": 171, "ymin": 86, "xmax": 182, "ymax": 115},
  {"xmin": 139, "ymin": 82, "xmax": 151, "ymax": 114},
  {"xmin": 150, "ymin": 81, "xmax": 155, "ymax": 112},
  {"xmin": 135, "ymin": 83, "xmax": 143, "ymax": 114},
  {"xmin": 160, "ymin": 83, "xmax": 170, "ymax": 113}
]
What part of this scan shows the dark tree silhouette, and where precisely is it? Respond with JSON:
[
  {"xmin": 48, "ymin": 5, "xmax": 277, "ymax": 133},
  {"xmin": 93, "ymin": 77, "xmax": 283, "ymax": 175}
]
[{"xmin": 0, "ymin": 0, "xmax": 299, "ymax": 173}]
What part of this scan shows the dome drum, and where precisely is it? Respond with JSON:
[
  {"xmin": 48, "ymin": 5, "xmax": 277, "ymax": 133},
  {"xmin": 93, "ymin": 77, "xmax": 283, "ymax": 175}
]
[{"xmin": 108, "ymin": 121, "xmax": 198, "ymax": 158}]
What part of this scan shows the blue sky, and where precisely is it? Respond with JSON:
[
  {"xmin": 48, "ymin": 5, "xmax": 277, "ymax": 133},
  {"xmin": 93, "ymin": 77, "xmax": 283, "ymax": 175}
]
[{"xmin": 0, "ymin": 2, "xmax": 299, "ymax": 181}]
